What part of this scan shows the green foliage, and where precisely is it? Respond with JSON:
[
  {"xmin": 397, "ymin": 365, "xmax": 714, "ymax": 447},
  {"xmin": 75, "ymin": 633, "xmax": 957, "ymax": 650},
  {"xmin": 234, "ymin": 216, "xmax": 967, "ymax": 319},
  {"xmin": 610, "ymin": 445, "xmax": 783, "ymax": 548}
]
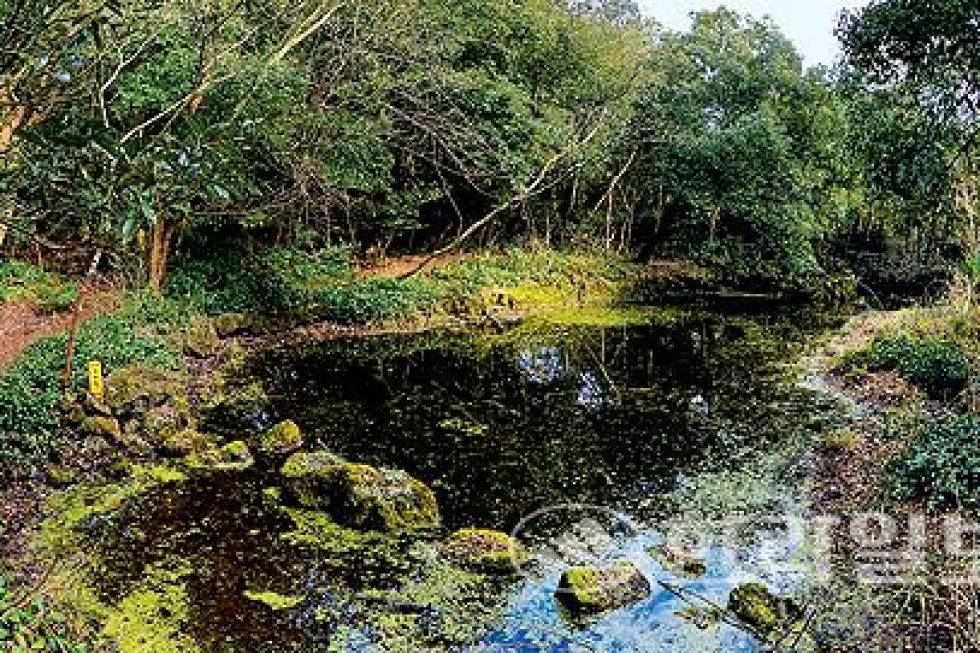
[
  {"xmin": 870, "ymin": 334, "xmax": 969, "ymax": 398},
  {"xmin": 0, "ymin": 572, "xmax": 88, "ymax": 652},
  {"xmin": 0, "ymin": 304, "xmax": 179, "ymax": 468},
  {"xmin": 0, "ymin": 260, "xmax": 76, "ymax": 311},
  {"xmin": 312, "ymin": 278, "xmax": 441, "ymax": 325},
  {"xmin": 889, "ymin": 416, "xmax": 980, "ymax": 512},
  {"xmin": 633, "ymin": 10, "xmax": 844, "ymax": 284},
  {"xmin": 168, "ymin": 244, "xmax": 355, "ymax": 315}
]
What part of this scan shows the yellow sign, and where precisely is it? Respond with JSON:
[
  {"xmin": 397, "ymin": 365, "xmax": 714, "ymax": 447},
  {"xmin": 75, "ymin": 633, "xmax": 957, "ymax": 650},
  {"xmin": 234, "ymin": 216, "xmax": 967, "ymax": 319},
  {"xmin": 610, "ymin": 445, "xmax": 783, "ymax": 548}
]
[
  {"xmin": 88, "ymin": 361, "xmax": 105, "ymax": 401},
  {"xmin": 136, "ymin": 229, "xmax": 147, "ymax": 252}
]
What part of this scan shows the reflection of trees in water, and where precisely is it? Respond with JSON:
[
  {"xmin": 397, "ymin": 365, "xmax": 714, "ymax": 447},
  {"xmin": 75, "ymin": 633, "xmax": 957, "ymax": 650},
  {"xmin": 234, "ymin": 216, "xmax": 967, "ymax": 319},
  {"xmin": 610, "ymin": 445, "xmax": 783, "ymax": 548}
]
[{"xmin": 251, "ymin": 311, "xmax": 827, "ymax": 530}]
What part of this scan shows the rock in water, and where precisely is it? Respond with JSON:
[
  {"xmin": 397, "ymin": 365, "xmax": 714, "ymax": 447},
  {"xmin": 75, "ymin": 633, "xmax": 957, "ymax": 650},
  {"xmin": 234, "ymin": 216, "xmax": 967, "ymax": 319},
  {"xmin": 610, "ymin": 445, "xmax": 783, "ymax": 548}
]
[
  {"xmin": 727, "ymin": 583, "xmax": 803, "ymax": 638},
  {"xmin": 442, "ymin": 529, "xmax": 528, "ymax": 574},
  {"xmin": 648, "ymin": 545, "xmax": 707, "ymax": 579},
  {"xmin": 556, "ymin": 563, "xmax": 651, "ymax": 616},
  {"xmin": 281, "ymin": 452, "xmax": 439, "ymax": 532}
]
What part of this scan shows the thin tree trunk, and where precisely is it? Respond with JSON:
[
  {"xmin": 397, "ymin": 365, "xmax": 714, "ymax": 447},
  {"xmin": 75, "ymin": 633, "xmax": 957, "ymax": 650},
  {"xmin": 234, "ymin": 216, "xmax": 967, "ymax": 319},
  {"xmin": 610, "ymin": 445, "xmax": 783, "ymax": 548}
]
[{"xmin": 148, "ymin": 219, "xmax": 176, "ymax": 292}]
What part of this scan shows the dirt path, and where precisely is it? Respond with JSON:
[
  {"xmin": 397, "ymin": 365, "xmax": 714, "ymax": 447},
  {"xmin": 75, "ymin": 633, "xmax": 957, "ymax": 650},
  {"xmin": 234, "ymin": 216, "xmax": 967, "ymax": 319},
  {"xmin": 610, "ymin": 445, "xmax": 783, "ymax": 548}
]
[
  {"xmin": 356, "ymin": 253, "xmax": 466, "ymax": 279},
  {"xmin": 0, "ymin": 285, "xmax": 116, "ymax": 370}
]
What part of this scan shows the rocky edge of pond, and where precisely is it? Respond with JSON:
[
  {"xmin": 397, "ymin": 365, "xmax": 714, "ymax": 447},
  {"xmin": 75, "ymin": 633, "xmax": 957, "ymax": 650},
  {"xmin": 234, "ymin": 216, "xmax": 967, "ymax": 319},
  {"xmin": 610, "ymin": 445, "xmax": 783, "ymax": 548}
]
[{"xmin": 25, "ymin": 326, "xmax": 816, "ymax": 650}]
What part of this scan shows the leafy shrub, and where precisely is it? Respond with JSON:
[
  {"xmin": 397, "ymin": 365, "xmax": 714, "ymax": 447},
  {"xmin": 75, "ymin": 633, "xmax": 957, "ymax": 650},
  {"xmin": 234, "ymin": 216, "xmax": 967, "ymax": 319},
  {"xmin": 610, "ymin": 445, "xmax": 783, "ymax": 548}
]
[
  {"xmin": 0, "ymin": 311, "xmax": 179, "ymax": 468},
  {"xmin": 889, "ymin": 416, "xmax": 980, "ymax": 512},
  {"xmin": 870, "ymin": 334, "xmax": 969, "ymax": 398},
  {"xmin": 0, "ymin": 571, "xmax": 89, "ymax": 651}
]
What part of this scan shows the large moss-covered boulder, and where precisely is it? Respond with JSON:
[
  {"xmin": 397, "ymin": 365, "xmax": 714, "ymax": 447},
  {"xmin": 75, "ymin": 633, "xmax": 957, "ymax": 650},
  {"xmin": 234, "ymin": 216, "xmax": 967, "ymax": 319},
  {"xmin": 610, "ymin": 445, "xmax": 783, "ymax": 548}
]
[
  {"xmin": 727, "ymin": 583, "xmax": 803, "ymax": 638},
  {"xmin": 281, "ymin": 453, "xmax": 439, "ymax": 532},
  {"xmin": 280, "ymin": 452, "xmax": 345, "ymax": 502},
  {"xmin": 258, "ymin": 420, "xmax": 304, "ymax": 458},
  {"xmin": 442, "ymin": 529, "xmax": 527, "ymax": 574},
  {"xmin": 556, "ymin": 563, "xmax": 651, "ymax": 617},
  {"xmin": 105, "ymin": 364, "xmax": 189, "ymax": 414}
]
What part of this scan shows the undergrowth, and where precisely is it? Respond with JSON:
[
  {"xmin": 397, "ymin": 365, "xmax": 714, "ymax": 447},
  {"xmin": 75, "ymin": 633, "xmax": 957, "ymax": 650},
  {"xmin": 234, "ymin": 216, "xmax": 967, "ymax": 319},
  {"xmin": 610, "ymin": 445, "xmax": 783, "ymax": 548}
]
[
  {"xmin": 0, "ymin": 293, "xmax": 183, "ymax": 469},
  {"xmin": 0, "ymin": 572, "xmax": 89, "ymax": 652},
  {"xmin": 0, "ymin": 260, "xmax": 78, "ymax": 313},
  {"xmin": 167, "ymin": 244, "xmax": 633, "ymax": 324},
  {"xmin": 889, "ymin": 415, "xmax": 980, "ymax": 513}
]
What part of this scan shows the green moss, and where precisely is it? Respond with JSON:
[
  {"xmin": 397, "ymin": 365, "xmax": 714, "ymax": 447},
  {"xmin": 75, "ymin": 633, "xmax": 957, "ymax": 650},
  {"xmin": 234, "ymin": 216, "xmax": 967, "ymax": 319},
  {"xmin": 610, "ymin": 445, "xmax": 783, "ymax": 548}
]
[
  {"xmin": 183, "ymin": 440, "xmax": 254, "ymax": 473},
  {"xmin": 102, "ymin": 563, "xmax": 197, "ymax": 653},
  {"xmin": 105, "ymin": 364, "xmax": 190, "ymax": 414},
  {"xmin": 161, "ymin": 429, "xmax": 213, "ymax": 457},
  {"xmin": 556, "ymin": 563, "xmax": 651, "ymax": 617},
  {"xmin": 182, "ymin": 317, "xmax": 220, "ymax": 357},
  {"xmin": 82, "ymin": 415, "xmax": 123, "ymax": 441},
  {"xmin": 243, "ymin": 591, "xmax": 303, "ymax": 611},
  {"xmin": 442, "ymin": 529, "xmax": 527, "ymax": 574},
  {"xmin": 259, "ymin": 420, "xmax": 303, "ymax": 457},
  {"xmin": 727, "ymin": 583, "xmax": 802, "ymax": 638},
  {"xmin": 278, "ymin": 507, "xmax": 371, "ymax": 552}
]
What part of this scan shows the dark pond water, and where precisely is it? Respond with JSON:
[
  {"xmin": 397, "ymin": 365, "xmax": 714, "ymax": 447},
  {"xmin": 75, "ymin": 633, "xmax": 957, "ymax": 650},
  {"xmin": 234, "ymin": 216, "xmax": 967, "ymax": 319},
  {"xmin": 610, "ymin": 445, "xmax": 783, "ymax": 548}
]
[
  {"xmin": 75, "ymin": 303, "xmax": 848, "ymax": 652},
  {"xmin": 249, "ymin": 305, "xmax": 840, "ymax": 532}
]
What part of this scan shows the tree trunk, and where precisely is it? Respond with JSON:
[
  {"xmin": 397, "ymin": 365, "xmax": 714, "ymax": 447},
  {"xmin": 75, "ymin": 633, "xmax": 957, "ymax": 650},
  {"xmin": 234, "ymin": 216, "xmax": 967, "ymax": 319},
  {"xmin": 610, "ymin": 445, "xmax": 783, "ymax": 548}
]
[{"xmin": 148, "ymin": 219, "xmax": 177, "ymax": 292}]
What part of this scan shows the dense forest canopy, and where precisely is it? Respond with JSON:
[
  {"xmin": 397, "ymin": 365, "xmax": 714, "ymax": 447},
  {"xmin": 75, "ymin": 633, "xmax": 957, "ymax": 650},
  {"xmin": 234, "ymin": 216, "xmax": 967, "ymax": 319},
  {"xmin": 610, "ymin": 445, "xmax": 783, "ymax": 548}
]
[{"xmin": 0, "ymin": 0, "xmax": 977, "ymax": 291}]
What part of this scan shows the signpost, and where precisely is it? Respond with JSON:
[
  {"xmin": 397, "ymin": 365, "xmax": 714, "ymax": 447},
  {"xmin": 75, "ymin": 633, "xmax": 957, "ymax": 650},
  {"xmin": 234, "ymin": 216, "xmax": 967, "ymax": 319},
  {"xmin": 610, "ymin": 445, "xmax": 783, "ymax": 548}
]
[{"xmin": 88, "ymin": 361, "xmax": 105, "ymax": 402}]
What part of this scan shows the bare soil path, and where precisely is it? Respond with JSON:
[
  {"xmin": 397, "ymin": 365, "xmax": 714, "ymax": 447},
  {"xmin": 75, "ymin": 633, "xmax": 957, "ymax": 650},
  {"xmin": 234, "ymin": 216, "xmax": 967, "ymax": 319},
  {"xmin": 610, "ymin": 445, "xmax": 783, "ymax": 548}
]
[{"xmin": 0, "ymin": 284, "xmax": 117, "ymax": 370}]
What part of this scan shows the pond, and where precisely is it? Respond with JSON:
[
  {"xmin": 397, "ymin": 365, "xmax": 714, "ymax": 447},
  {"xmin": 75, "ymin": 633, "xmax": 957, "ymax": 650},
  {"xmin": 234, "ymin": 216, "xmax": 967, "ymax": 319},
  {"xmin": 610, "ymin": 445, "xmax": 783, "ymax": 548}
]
[{"xmin": 54, "ymin": 303, "xmax": 849, "ymax": 652}]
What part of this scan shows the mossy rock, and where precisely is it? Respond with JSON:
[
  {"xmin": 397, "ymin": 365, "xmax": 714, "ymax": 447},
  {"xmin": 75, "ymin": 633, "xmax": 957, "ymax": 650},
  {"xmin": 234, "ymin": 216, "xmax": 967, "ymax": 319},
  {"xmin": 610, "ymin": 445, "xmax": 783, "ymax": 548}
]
[
  {"xmin": 105, "ymin": 364, "xmax": 191, "ymax": 416},
  {"xmin": 184, "ymin": 440, "xmax": 254, "ymax": 473},
  {"xmin": 83, "ymin": 415, "xmax": 123, "ymax": 441},
  {"xmin": 556, "ymin": 563, "xmax": 651, "ymax": 617},
  {"xmin": 182, "ymin": 316, "xmax": 220, "ymax": 357},
  {"xmin": 442, "ymin": 529, "xmax": 527, "ymax": 574},
  {"xmin": 141, "ymin": 404, "xmax": 193, "ymax": 445},
  {"xmin": 213, "ymin": 312, "xmax": 255, "ymax": 338},
  {"xmin": 727, "ymin": 583, "xmax": 803, "ymax": 638},
  {"xmin": 648, "ymin": 545, "xmax": 707, "ymax": 579},
  {"xmin": 45, "ymin": 464, "xmax": 81, "ymax": 488},
  {"xmin": 258, "ymin": 420, "xmax": 304, "ymax": 458},
  {"xmin": 281, "ymin": 453, "xmax": 440, "ymax": 532},
  {"xmin": 160, "ymin": 429, "xmax": 214, "ymax": 458}
]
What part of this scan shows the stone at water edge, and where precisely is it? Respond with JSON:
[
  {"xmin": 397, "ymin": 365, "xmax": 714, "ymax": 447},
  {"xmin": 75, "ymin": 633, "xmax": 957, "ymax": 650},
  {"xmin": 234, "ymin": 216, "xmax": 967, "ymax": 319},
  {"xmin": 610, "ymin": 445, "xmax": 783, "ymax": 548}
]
[
  {"xmin": 727, "ymin": 582, "xmax": 803, "ymax": 638},
  {"xmin": 556, "ymin": 563, "xmax": 652, "ymax": 617},
  {"xmin": 280, "ymin": 452, "xmax": 440, "ymax": 532},
  {"xmin": 183, "ymin": 440, "xmax": 255, "ymax": 473},
  {"xmin": 280, "ymin": 451, "xmax": 345, "ymax": 505},
  {"xmin": 442, "ymin": 529, "xmax": 528, "ymax": 574},
  {"xmin": 258, "ymin": 420, "xmax": 304, "ymax": 458}
]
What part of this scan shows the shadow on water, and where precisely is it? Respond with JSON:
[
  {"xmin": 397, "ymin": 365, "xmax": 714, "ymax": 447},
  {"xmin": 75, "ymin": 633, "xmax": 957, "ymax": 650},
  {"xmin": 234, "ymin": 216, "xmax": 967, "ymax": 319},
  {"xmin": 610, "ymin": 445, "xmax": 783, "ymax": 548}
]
[{"xmin": 72, "ymin": 302, "xmax": 848, "ymax": 651}]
